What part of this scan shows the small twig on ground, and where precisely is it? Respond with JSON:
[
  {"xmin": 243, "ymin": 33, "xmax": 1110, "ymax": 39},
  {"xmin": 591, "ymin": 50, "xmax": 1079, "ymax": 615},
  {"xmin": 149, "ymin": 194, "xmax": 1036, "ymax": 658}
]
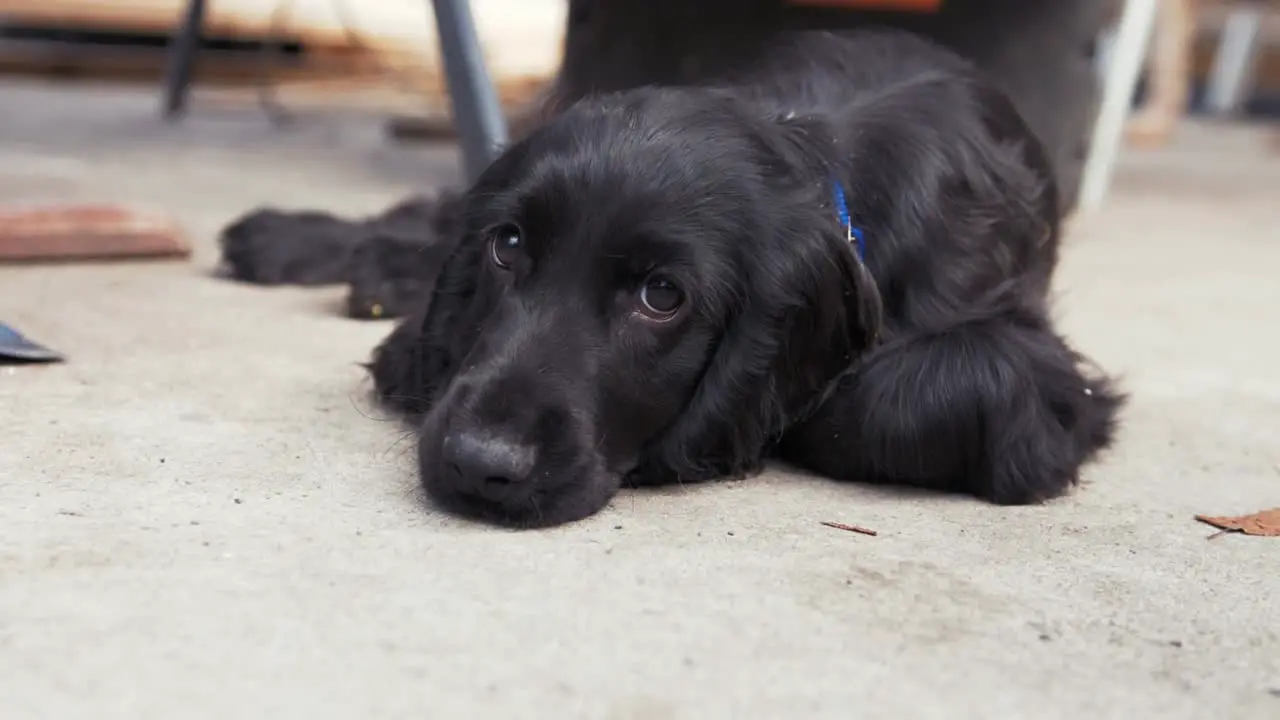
[{"xmin": 821, "ymin": 521, "xmax": 878, "ymax": 537}]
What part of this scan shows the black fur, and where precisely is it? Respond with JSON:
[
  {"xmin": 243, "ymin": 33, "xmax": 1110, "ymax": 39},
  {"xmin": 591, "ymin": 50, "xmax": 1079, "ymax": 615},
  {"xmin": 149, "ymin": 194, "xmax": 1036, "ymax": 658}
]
[
  {"xmin": 217, "ymin": 208, "xmax": 359, "ymax": 286},
  {"xmin": 358, "ymin": 30, "xmax": 1123, "ymax": 526},
  {"xmin": 217, "ymin": 193, "xmax": 459, "ymax": 320}
]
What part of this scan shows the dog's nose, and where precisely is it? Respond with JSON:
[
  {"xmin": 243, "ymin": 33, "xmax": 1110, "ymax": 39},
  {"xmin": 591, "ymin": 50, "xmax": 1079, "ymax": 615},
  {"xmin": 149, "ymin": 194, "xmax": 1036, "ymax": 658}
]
[{"xmin": 442, "ymin": 431, "xmax": 537, "ymax": 500}]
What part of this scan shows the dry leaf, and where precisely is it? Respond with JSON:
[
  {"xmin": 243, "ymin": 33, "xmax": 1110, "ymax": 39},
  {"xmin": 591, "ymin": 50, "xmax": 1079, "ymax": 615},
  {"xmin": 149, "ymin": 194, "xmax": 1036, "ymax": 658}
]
[{"xmin": 1194, "ymin": 508, "xmax": 1280, "ymax": 537}]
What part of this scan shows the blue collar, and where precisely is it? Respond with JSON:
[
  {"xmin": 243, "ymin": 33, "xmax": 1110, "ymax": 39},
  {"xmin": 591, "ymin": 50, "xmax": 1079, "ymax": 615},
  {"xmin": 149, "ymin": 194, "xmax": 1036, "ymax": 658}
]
[{"xmin": 831, "ymin": 181, "xmax": 866, "ymax": 261}]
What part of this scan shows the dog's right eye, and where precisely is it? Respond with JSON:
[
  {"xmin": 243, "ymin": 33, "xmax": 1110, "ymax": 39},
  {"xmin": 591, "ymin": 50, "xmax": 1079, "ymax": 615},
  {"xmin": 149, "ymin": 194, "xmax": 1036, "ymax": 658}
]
[
  {"xmin": 638, "ymin": 276, "xmax": 684, "ymax": 322},
  {"xmin": 489, "ymin": 225, "xmax": 522, "ymax": 270}
]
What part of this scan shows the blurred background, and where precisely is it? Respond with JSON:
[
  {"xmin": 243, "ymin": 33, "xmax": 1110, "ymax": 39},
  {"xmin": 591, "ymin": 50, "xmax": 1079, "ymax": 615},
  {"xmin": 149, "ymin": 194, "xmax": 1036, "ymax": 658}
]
[
  {"xmin": 0, "ymin": 0, "xmax": 1275, "ymax": 267},
  {"xmin": 0, "ymin": 0, "xmax": 1274, "ymax": 215}
]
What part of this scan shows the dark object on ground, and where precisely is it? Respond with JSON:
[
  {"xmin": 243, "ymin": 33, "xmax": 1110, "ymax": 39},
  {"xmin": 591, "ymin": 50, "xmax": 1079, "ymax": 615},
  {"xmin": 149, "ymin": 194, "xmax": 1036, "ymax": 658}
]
[
  {"xmin": 366, "ymin": 30, "xmax": 1123, "ymax": 528},
  {"xmin": 820, "ymin": 521, "xmax": 878, "ymax": 537},
  {"xmin": 216, "ymin": 193, "xmax": 460, "ymax": 319},
  {"xmin": 0, "ymin": 205, "xmax": 190, "ymax": 262},
  {"xmin": 0, "ymin": 323, "xmax": 63, "ymax": 364}
]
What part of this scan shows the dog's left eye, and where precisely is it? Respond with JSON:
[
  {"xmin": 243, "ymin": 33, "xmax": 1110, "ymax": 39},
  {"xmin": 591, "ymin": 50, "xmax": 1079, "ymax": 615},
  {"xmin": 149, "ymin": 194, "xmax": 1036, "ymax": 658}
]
[
  {"xmin": 638, "ymin": 276, "xmax": 684, "ymax": 321},
  {"xmin": 489, "ymin": 225, "xmax": 522, "ymax": 270}
]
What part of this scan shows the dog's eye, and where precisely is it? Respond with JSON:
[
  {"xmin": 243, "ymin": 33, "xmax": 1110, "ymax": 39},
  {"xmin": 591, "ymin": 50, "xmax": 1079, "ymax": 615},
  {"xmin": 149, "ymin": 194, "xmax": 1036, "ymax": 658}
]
[
  {"xmin": 638, "ymin": 276, "xmax": 684, "ymax": 320},
  {"xmin": 489, "ymin": 225, "xmax": 522, "ymax": 270}
]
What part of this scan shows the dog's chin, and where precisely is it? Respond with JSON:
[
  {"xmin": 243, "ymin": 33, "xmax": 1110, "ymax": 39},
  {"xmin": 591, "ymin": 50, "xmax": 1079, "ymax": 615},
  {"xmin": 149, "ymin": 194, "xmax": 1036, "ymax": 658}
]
[
  {"xmin": 427, "ymin": 476, "xmax": 619, "ymax": 529},
  {"xmin": 424, "ymin": 470, "xmax": 621, "ymax": 529},
  {"xmin": 417, "ymin": 439, "xmax": 622, "ymax": 529}
]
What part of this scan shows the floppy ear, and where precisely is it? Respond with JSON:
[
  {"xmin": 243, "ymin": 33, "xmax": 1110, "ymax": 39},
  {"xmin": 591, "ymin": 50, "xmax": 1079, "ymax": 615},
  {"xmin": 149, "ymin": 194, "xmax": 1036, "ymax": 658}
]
[
  {"xmin": 634, "ymin": 204, "xmax": 882, "ymax": 484},
  {"xmin": 368, "ymin": 216, "xmax": 489, "ymax": 418},
  {"xmin": 368, "ymin": 142, "xmax": 537, "ymax": 418},
  {"xmin": 765, "ymin": 226, "xmax": 883, "ymax": 422}
]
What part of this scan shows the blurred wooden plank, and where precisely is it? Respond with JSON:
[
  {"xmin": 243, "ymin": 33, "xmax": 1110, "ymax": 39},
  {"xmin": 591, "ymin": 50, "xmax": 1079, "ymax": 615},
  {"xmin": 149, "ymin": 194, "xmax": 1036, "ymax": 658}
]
[
  {"xmin": 0, "ymin": 204, "xmax": 190, "ymax": 262},
  {"xmin": 0, "ymin": 36, "xmax": 370, "ymax": 84}
]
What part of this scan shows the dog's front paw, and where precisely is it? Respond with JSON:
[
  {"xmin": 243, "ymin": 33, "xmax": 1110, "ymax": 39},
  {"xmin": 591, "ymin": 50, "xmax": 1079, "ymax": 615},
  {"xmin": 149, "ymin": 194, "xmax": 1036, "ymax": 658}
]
[
  {"xmin": 217, "ymin": 208, "xmax": 363, "ymax": 286},
  {"xmin": 346, "ymin": 230, "xmax": 447, "ymax": 321}
]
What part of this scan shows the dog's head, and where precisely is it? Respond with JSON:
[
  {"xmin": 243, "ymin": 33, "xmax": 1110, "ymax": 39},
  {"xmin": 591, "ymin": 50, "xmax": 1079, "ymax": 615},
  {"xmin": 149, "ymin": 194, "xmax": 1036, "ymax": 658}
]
[{"xmin": 411, "ymin": 88, "xmax": 881, "ymax": 526}]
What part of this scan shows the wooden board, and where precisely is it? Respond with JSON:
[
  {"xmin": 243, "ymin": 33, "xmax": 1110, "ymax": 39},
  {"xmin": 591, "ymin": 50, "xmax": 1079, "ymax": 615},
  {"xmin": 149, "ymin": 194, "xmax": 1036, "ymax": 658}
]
[{"xmin": 0, "ymin": 205, "xmax": 190, "ymax": 262}]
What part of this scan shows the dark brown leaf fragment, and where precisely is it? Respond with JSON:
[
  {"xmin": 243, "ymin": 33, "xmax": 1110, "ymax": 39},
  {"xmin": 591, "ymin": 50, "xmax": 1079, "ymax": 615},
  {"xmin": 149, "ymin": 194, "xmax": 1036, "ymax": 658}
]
[{"xmin": 1194, "ymin": 508, "xmax": 1280, "ymax": 537}]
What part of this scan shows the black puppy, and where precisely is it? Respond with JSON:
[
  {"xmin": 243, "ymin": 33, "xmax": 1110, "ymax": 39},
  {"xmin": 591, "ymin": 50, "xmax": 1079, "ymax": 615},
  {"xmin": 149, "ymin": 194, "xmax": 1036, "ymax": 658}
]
[{"xmin": 367, "ymin": 29, "xmax": 1124, "ymax": 527}]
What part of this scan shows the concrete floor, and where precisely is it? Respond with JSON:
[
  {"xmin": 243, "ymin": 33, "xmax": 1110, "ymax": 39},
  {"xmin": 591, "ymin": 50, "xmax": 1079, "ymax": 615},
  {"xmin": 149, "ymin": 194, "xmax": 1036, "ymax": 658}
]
[{"xmin": 1, "ymin": 81, "xmax": 1277, "ymax": 720}]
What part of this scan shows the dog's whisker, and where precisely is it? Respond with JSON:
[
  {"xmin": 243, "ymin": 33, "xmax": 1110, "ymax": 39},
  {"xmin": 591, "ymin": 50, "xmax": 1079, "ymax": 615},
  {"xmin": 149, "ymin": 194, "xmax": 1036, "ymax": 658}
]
[
  {"xmin": 379, "ymin": 427, "xmax": 420, "ymax": 462},
  {"xmin": 345, "ymin": 389, "xmax": 425, "ymax": 424}
]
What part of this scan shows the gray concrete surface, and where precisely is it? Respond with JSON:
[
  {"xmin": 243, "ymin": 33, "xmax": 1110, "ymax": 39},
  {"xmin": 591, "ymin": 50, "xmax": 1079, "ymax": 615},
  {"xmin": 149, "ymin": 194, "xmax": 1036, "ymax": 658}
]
[{"xmin": 1, "ymin": 81, "xmax": 1277, "ymax": 720}]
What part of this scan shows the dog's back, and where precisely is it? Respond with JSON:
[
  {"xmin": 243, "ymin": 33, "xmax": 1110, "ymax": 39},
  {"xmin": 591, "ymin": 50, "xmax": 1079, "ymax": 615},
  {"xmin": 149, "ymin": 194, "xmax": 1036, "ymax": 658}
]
[
  {"xmin": 770, "ymin": 29, "xmax": 1056, "ymax": 197},
  {"xmin": 714, "ymin": 30, "xmax": 975, "ymax": 117},
  {"xmin": 710, "ymin": 30, "xmax": 1063, "ymax": 311}
]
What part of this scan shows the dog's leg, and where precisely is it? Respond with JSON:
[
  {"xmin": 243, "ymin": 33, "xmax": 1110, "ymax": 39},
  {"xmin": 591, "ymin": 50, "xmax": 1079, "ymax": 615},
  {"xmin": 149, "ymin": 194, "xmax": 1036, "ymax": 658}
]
[
  {"xmin": 346, "ymin": 193, "xmax": 464, "ymax": 320},
  {"xmin": 216, "ymin": 208, "xmax": 365, "ymax": 286},
  {"xmin": 366, "ymin": 303, "xmax": 436, "ymax": 418},
  {"xmin": 779, "ymin": 303, "xmax": 1124, "ymax": 504},
  {"xmin": 364, "ymin": 192, "xmax": 471, "ymax": 416},
  {"xmin": 216, "ymin": 194, "xmax": 457, "ymax": 295}
]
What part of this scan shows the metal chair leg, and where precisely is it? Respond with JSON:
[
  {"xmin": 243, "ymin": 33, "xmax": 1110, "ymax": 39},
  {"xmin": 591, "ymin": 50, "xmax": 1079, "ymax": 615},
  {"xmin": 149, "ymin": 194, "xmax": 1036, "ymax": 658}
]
[
  {"xmin": 162, "ymin": 0, "xmax": 208, "ymax": 119},
  {"xmin": 430, "ymin": 0, "xmax": 510, "ymax": 183}
]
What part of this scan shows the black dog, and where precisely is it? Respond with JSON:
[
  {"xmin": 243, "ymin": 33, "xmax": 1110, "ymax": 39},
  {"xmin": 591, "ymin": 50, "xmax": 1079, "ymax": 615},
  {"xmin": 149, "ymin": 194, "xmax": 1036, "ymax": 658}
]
[
  {"xmin": 353, "ymin": 29, "xmax": 1125, "ymax": 527},
  {"xmin": 218, "ymin": 30, "xmax": 1123, "ymax": 527}
]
